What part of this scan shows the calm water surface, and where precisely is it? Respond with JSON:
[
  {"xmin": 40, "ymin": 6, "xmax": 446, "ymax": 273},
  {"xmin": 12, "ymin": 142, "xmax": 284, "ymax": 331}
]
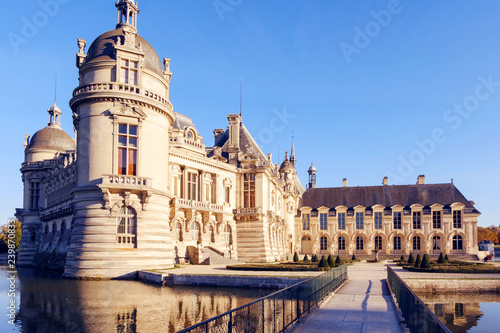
[
  {"xmin": 420, "ymin": 293, "xmax": 500, "ymax": 333},
  {"xmin": 0, "ymin": 265, "xmax": 275, "ymax": 332}
]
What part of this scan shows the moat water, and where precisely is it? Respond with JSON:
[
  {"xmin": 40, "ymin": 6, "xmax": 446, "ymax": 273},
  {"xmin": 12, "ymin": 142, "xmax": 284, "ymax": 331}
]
[{"xmin": 0, "ymin": 265, "xmax": 275, "ymax": 332}]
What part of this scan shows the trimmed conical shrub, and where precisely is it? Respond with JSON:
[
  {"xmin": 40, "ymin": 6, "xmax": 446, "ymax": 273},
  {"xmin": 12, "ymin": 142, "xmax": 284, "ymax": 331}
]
[
  {"xmin": 437, "ymin": 253, "xmax": 445, "ymax": 264},
  {"xmin": 328, "ymin": 254, "xmax": 335, "ymax": 267},
  {"xmin": 293, "ymin": 252, "xmax": 299, "ymax": 262},
  {"xmin": 318, "ymin": 255, "xmax": 329, "ymax": 268},
  {"xmin": 399, "ymin": 255, "xmax": 406, "ymax": 262},
  {"xmin": 312, "ymin": 254, "xmax": 319, "ymax": 262},
  {"xmin": 444, "ymin": 254, "xmax": 449, "ymax": 261},
  {"xmin": 351, "ymin": 254, "xmax": 357, "ymax": 261},
  {"xmin": 335, "ymin": 255, "xmax": 342, "ymax": 264},
  {"xmin": 408, "ymin": 253, "xmax": 415, "ymax": 264},
  {"xmin": 414, "ymin": 254, "xmax": 422, "ymax": 268},
  {"xmin": 303, "ymin": 254, "xmax": 310, "ymax": 262},
  {"xmin": 421, "ymin": 254, "xmax": 431, "ymax": 269}
]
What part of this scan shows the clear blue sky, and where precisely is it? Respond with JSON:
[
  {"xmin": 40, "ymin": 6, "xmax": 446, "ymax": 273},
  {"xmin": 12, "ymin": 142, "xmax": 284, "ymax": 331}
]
[{"xmin": 1, "ymin": 0, "xmax": 499, "ymax": 227}]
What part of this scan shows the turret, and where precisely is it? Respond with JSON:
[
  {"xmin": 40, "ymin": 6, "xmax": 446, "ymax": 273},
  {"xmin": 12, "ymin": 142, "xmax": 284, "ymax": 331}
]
[{"xmin": 307, "ymin": 162, "xmax": 317, "ymax": 189}]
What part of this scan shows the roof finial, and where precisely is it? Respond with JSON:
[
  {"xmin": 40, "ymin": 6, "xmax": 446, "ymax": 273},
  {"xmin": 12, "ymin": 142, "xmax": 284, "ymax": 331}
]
[
  {"xmin": 54, "ymin": 69, "xmax": 58, "ymax": 105},
  {"xmin": 239, "ymin": 78, "xmax": 243, "ymax": 118},
  {"xmin": 290, "ymin": 131, "xmax": 296, "ymax": 168}
]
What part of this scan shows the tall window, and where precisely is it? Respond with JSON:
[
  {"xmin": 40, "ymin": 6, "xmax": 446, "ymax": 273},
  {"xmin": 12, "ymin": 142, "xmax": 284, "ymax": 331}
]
[
  {"xmin": 224, "ymin": 186, "xmax": 230, "ymax": 204},
  {"xmin": 375, "ymin": 236, "xmax": 382, "ymax": 251},
  {"xmin": 413, "ymin": 212, "xmax": 421, "ymax": 229},
  {"xmin": 433, "ymin": 211, "xmax": 442, "ymax": 229},
  {"xmin": 320, "ymin": 213, "xmax": 327, "ymax": 230},
  {"xmin": 209, "ymin": 225, "xmax": 215, "ymax": 243},
  {"xmin": 453, "ymin": 235, "xmax": 463, "ymax": 250},
  {"xmin": 338, "ymin": 213, "xmax": 345, "ymax": 230},
  {"xmin": 118, "ymin": 124, "xmax": 138, "ymax": 176},
  {"xmin": 453, "ymin": 211, "xmax": 462, "ymax": 229},
  {"xmin": 302, "ymin": 214, "xmax": 310, "ymax": 230},
  {"xmin": 356, "ymin": 212, "xmax": 364, "ymax": 229},
  {"xmin": 338, "ymin": 236, "xmax": 345, "ymax": 250},
  {"xmin": 187, "ymin": 172, "xmax": 198, "ymax": 200},
  {"xmin": 356, "ymin": 236, "xmax": 364, "ymax": 250},
  {"xmin": 320, "ymin": 236, "xmax": 328, "ymax": 251},
  {"xmin": 116, "ymin": 206, "xmax": 137, "ymax": 246},
  {"xmin": 393, "ymin": 212, "xmax": 401, "ymax": 229},
  {"xmin": 413, "ymin": 236, "xmax": 421, "ymax": 250},
  {"xmin": 120, "ymin": 59, "xmax": 138, "ymax": 85},
  {"xmin": 30, "ymin": 182, "xmax": 40, "ymax": 209},
  {"xmin": 374, "ymin": 212, "xmax": 382, "ymax": 230},
  {"xmin": 225, "ymin": 225, "xmax": 232, "ymax": 245},
  {"xmin": 432, "ymin": 235, "xmax": 440, "ymax": 250},
  {"xmin": 393, "ymin": 236, "xmax": 401, "ymax": 251},
  {"xmin": 243, "ymin": 174, "xmax": 256, "ymax": 208},
  {"xmin": 175, "ymin": 222, "xmax": 182, "ymax": 242},
  {"xmin": 192, "ymin": 222, "xmax": 200, "ymax": 242}
]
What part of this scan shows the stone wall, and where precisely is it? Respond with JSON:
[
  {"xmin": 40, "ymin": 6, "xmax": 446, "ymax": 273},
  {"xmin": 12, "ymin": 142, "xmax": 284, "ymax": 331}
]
[{"xmin": 405, "ymin": 279, "xmax": 500, "ymax": 293}]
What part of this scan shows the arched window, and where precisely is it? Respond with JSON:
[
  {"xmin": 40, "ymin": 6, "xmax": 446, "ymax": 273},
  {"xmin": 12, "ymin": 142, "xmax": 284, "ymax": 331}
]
[
  {"xmin": 393, "ymin": 236, "xmax": 401, "ymax": 251},
  {"xmin": 432, "ymin": 235, "xmax": 440, "ymax": 250},
  {"xmin": 175, "ymin": 222, "xmax": 183, "ymax": 242},
  {"xmin": 320, "ymin": 236, "xmax": 328, "ymax": 251},
  {"xmin": 209, "ymin": 225, "xmax": 215, "ymax": 243},
  {"xmin": 44, "ymin": 225, "xmax": 49, "ymax": 234},
  {"xmin": 356, "ymin": 236, "xmax": 363, "ymax": 250},
  {"xmin": 29, "ymin": 226, "xmax": 37, "ymax": 244},
  {"xmin": 302, "ymin": 236, "xmax": 311, "ymax": 241},
  {"xmin": 338, "ymin": 236, "xmax": 346, "ymax": 250},
  {"xmin": 225, "ymin": 225, "xmax": 232, "ymax": 245},
  {"xmin": 52, "ymin": 223, "xmax": 57, "ymax": 233},
  {"xmin": 453, "ymin": 235, "xmax": 463, "ymax": 250},
  {"xmin": 116, "ymin": 206, "xmax": 137, "ymax": 246},
  {"xmin": 413, "ymin": 236, "xmax": 421, "ymax": 251},
  {"xmin": 375, "ymin": 236, "xmax": 382, "ymax": 251},
  {"xmin": 61, "ymin": 220, "xmax": 66, "ymax": 234},
  {"xmin": 192, "ymin": 222, "xmax": 200, "ymax": 242}
]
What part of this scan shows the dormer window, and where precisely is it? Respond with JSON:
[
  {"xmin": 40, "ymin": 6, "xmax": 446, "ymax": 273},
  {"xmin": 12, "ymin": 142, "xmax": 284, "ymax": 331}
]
[{"xmin": 120, "ymin": 59, "xmax": 138, "ymax": 85}]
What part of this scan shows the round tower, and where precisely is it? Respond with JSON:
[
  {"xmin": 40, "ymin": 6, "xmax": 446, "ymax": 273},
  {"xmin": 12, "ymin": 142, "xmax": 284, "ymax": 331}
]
[{"xmin": 66, "ymin": 0, "xmax": 175, "ymax": 278}]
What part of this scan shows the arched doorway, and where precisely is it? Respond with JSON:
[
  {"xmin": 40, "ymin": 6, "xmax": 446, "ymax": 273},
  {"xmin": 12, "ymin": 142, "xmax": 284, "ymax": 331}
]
[
  {"xmin": 301, "ymin": 236, "xmax": 312, "ymax": 254},
  {"xmin": 432, "ymin": 235, "xmax": 441, "ymax": 254}
]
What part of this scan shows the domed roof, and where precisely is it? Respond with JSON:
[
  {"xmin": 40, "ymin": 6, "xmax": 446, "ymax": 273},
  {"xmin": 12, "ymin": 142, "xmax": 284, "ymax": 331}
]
[
  {"xmin": 84, "ymin": 27, "xmax": 163, "ymax": 76},
  {"xmin": 280, "ymin": 158, "xmax": 294, "ymax": 172},
  {"xmin": 308, "ymin": 163, "xmax": 317, "ymax": 173},
  {"xmin": 26, "ymin": 126, "xmax": 75, "ymax": 152}
]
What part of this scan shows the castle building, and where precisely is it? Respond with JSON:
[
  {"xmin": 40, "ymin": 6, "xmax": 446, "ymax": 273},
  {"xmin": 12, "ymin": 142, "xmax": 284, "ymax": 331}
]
[
  {"xmin": 16, "ymin": 1, "xmax": 480, "ymax": 279},
  {"xmin": 295, "ymin": 171, "xmax": 480, "ymax": 257},
  {"xmin": 16, "ymin": 1, "xmax": 303, "ymax": 279}
]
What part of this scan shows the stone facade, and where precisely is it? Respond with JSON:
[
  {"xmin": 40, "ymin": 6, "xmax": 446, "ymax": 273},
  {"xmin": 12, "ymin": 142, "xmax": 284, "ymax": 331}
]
[{"xmin": 16, "ymin": 1, "xmax": 303, "ymax": 279}]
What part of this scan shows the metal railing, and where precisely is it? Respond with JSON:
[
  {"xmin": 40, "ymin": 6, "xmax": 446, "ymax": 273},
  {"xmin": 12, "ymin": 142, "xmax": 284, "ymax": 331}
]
[
  {"xmin": 178, "ymin": 264, "xmax": 348, "ymax": 333},
  {"xmin": 387, "ymin": 266, "xmax": 450, "ymax": 333}
]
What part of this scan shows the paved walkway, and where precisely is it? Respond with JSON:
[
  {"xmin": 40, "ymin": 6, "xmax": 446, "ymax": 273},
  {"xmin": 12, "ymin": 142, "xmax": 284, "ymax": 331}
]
[{"xmin": 290, "ymin": 262, "xmax": 403, "ymax": 333}]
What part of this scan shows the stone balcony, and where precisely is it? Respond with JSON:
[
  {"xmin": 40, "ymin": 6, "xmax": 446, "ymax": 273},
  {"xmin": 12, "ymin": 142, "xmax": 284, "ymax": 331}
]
[
  {"xmin": 101, "ymin": 174, "xmax": 153, "ymax": 189},
  {"xmin": 171, "ymin": 197, "xmax": 224, "ymax": 213},
  {"xmin": 233, "ymin": 207, "xmax": 264, "ymax": 220}
]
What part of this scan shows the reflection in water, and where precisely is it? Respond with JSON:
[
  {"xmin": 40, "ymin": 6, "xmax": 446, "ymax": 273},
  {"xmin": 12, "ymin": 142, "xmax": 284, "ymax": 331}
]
[
  {"xmin": 419, "ymin": 293, "xmax": 500, "ymax": 333},
  {"xmin": 2, "ymin": 266, "xmax": 274, "ymax": 333}
]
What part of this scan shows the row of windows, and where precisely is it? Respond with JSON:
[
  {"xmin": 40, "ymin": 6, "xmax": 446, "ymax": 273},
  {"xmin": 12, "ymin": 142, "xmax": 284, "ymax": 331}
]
[
  {"xmin": 301, "ymin": 210, "xmax": 463, "ymax": 231},
  {"xmin": 312, "ymin": 234, "xmax": 464, "ymax": 251}
]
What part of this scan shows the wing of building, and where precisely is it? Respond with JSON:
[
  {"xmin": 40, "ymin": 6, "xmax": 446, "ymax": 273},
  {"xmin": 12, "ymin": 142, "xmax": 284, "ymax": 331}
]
[
  {"xmin": 296, "ymin": 173, "xmax": 480, "ymax": 257},
  {"xmin": 16, "ymin": 1, "xmax": 303, "ymax": 279}
]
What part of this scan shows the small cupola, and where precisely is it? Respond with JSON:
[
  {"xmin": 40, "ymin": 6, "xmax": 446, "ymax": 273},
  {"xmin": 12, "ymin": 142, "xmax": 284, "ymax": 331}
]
[
  {"xmin": 47, "ymin": 102, "xmax": 62, "ymax": 128},
  {"xmin": 116, "ymin": 0, "xmax": 140, "ymax": 31}
]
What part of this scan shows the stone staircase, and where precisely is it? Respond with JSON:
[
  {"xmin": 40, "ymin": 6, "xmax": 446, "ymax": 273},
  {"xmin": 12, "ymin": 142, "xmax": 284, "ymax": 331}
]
[{"xmin": 199, "ymin": 247, "xmax": 242, "ymax": 265}]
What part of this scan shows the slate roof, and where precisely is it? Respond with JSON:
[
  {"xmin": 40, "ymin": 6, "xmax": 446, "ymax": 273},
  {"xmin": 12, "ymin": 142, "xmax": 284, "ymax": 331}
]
[
  {"xmin": 213, "ymin": 123, "xmax": 267, "ymax": 163},
  {"xmin": 300, "ymin": 183, "xmax": 478, "ymax": 212}
]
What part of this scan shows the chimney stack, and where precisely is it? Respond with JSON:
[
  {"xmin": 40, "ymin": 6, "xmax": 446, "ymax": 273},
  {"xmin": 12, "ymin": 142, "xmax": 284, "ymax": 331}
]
[
  {"xmin": 417, "ymin": 175, "xmax": 425, "ymax": 185},
  {"xmin": 383, "ymin": 177, "xmax": 388, "ymax": 186},
  {"xmin": 213, "ymin": 128, "xmax": 225, "ymax": 145},
  {"xmin": 342, "ymin": 178, "xmax": 347, "ymax": 187}
]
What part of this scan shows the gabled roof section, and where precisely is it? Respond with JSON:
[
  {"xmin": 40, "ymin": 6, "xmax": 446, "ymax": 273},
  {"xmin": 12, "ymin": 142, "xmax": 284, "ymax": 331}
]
[{"xmin": 300, "ymin": 183, "xmax": 479, "ymax": 212}]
